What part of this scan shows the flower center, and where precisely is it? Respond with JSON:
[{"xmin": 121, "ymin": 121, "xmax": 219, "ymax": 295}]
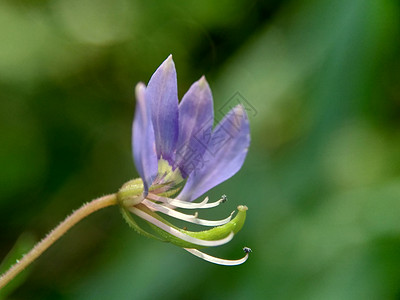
[
  {"xmin": 149, "ymin": 158, "xmax": 184, "ymax": 197},
  {"xmin": 117, "ymin": 159, "xmax": 184, "ymax": 207}
]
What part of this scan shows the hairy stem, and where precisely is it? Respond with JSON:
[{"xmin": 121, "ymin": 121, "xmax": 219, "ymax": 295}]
[{"xmin": 0, "ymin": 194, "xmax": 118, "ymax": 290}]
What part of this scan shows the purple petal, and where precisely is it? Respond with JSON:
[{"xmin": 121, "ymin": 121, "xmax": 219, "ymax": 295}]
[
  {"xmin": 146, "ymin": 55, "xmax": 179, "ymax": 163},
  {"xmin": 132, "ymin": 83, "xmax": 158, "ymax": 194},
  {"xmin": 178, "ymin": 105, "xmax": 250, "ymax": 202},
  {"xmin": 174, "ymin": 76, "xmax": 214, "ymax": 177}
]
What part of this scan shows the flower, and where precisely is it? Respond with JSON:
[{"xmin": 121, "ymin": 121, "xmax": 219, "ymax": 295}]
[{"xmin": 117, "ymin": 55, "xmax": 251, "ymax": 265}]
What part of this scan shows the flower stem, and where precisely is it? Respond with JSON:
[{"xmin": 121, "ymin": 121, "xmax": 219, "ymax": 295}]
[{"xmin": 0, "ymin": 193, "xmax": 118, "ymax": 290}]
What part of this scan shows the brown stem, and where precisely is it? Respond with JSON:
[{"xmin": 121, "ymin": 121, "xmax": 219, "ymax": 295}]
[{"xmin": 0, "ymin": 194, "xmax": 118, "ymax": 290}]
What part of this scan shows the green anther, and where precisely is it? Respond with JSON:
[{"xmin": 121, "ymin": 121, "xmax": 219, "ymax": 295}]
[{"xmin": 144, "ymin": 205, "xmax": 248, "ymax": 249}]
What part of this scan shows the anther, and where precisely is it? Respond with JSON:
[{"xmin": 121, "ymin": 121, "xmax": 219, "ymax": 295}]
[
  {"xmin": 221, "ymin": 194, "xmax": 228, "ymax": 203},
  {"xmin": 243, "ymin": 247, "xmax": 252, "ymax": 253}
]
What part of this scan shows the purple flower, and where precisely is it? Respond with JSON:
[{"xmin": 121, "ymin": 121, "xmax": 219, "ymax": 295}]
[{"xmin": 119, "ymin": 55, "xmax": 251, "ymax": 265}]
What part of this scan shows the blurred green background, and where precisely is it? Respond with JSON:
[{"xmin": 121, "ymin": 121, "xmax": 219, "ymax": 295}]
[{"xmin": 1, "ymin": 0, "xmax": 400, "ymax": 299}]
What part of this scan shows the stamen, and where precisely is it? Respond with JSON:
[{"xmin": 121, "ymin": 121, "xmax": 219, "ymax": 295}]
[
  {"xmin": 221, "ymin": 194, "xmax": 228, "ymax": 203},
  {"xmin": 148, "ymin": 194, "xmax": 223, "ymax": 209},
  {"xmin": 142, "ymin": 200, "xmax": 234, "ymax": 226},
  {"xmin": 129, "ymin": 207, "xmax": 234, "ymax": 247},
  {"xmin": 184, "ymin": 248, "xmax": 249, "ymax": 266},
  {"xmin": 243, "ymin": 247, "xmax": 252, "ymax": 253}
]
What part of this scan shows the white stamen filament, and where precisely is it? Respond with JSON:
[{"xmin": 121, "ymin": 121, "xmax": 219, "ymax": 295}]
[
  {"xmin": 129, "ymin": 207, "xmax": 234, "ymax": 247},
  {"xmin": 184, "ymin": 248, "xmax": 249, "ymax": 266},
  {"xmin": 142, "ymin": 199, "xmax": 234, "ymax": 226},
  {"xmin": 148, "ymin": 194, "xmax": 223, "ymax": 209}
]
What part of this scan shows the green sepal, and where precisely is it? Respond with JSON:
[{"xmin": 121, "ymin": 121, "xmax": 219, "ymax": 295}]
[
  {"xmin": 117, "ymin": 178, "xmax": 144, "ymax": 207},
  {"xmin": 142, "ymin": 204, "xmax": 248, "ymax": 249},
  {"xmin": 120, "ymin": 207, "xmax": 166, "ymax": 242}
]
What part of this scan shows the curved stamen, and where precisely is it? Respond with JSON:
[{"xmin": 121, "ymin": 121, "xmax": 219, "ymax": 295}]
[
  {"xmin": 184, "ymin": 248, "xmax": 249, "ymax": 266},
  {"xmin": 129, "ymin": 207, "xmax": 234, "ymax": 247},
  {"xmin": 147, "ymin": 194, "xmax": 223, "ymax": 209},
  {"xmin": 142, "ymin": 199, "xmax": 234, "ymax": 226}
]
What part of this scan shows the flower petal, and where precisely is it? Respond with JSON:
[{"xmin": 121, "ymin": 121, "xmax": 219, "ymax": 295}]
[
  {"xmin": 132, "ymin": 83, "xmax": 158, "ymax": 194},
  {"xmin": 175, "ymin": 76, "xmax": 214, "ymax": 177},
  {"xmin": 146, "ymin": 55, "xmax": 179, "ymax": 162},
  {"xmin": 178, "ymin": 105, "xmax": 250, "ymax": 202}
]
